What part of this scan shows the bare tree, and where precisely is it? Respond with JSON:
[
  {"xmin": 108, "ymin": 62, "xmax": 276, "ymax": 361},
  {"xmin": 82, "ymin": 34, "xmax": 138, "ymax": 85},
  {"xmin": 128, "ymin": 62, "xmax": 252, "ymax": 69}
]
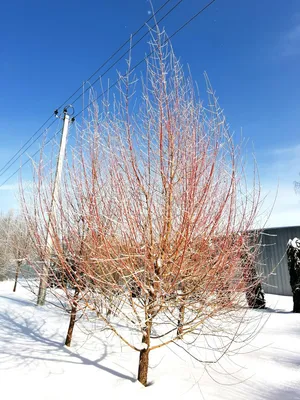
[
  {"xmin": 0, "ymin": 211, "xmax": 32, "ymax": 287},
  {"xmin": 0, "ymin": 211, "xmax": 14, "ymax": 281},
  {"xmin": 10, "ymin": 216, "xmax": 32, "ymax": 292},
  {"xmin": 22, "ymin": 29, "xmax": 263, "ymax": 386}
]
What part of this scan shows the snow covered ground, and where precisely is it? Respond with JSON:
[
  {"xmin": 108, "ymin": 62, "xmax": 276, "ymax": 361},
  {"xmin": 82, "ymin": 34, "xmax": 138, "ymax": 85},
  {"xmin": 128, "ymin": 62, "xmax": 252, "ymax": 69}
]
[{"xmin": 0, "ymin": 280, "xmax": 299, "ymax": 400}]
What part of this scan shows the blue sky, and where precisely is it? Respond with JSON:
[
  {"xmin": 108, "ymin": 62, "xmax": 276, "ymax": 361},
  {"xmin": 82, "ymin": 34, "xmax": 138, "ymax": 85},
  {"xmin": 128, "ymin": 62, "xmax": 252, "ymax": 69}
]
[{"xmin": 0, "ymin": 0, "xmax": 300, "ymax": 227}]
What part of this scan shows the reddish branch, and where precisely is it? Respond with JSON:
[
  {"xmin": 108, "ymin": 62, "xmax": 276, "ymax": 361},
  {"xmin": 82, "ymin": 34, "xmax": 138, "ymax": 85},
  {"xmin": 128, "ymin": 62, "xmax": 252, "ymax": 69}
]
[{"xmin": 22, "ymin": 29, "xmax": 263, "ymax": 386}]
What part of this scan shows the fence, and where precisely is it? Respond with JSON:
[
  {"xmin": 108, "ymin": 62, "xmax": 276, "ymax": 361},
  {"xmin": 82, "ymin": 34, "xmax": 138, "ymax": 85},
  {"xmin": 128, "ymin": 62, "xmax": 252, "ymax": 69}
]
[{"xmin": 259, "ymin": 226, "xmax": 300, "ymax": 295}]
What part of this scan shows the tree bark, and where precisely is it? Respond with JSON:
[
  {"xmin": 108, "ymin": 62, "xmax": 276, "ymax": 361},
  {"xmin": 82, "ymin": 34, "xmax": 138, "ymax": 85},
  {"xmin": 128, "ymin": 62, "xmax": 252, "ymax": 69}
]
[
  {"xmin": 65, "ymin": 287, "xmax": 80, "ymax": 347},
  {"xmin": 245, "ymin": 281, "xmax": 265, "ymax": 309},
  {"xmin": 13, "ymin": 260, "xmax": 22, "ymax": 292},
  {"xmin": 137, "ymin": 321, "xmax": 152, "ymax": 386},
  {"xmin": 138, "ymin": 347, "xmax": 150, "ymax": 386},
  {"xmin": 177, "ymin": 304, "xmax": 185, "ymax": 337},
  {"xmin": 37, "ymin": 261, "xmax": 50, "ymax": 306},
  {"xmin": 243, "ymin": 253, "xmax": 265, "ymax": 309}
]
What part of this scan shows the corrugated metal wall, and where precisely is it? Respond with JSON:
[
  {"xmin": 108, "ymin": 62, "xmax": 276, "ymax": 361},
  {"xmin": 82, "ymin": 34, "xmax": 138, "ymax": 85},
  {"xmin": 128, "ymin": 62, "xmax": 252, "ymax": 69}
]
[{"xmin": 259, "ymin": 226, "xmax": 300, "ymax": 296}]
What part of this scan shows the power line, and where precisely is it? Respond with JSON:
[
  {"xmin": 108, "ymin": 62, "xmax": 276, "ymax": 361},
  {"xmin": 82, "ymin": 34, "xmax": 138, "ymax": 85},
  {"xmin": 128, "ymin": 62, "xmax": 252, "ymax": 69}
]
[
  {"xmin": 55, "ymin": 0, "xmax": 175, "ymax": 111},
  {"xmin": 0, "ymin": 129, "xmax": 62, "ymax": 188},
  {"xmin": 0, "ymin": 0, "xmax": 175, "ymax": 178},
  {"xmin": 69, "ymin": 0, "xmax": 185, "ymax": 108},
  {"xmin": 167, "ymin": 0, "xmax": 216, "ymax": 39},
  {"xmin": 0, "ymin": 0, "xmax": 217, "ymax": 189},
  {"xmin": 0, "ymin": 118, "xmax": 59, "ymax": 179},
  {"xmin": 75, "ymin": 0, "xmax": 217, "ymax": 119},
  {"xmin": 0, "ymin": 117, "xmax": 56, "ymax": 176}
]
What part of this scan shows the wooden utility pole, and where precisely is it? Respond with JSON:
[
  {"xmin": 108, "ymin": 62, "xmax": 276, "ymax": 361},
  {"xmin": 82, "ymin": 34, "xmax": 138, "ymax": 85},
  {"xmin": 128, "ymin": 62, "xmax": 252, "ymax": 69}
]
[{"xmin": 37, "ymin": 107, "xmax": 73, "ymax": 306}]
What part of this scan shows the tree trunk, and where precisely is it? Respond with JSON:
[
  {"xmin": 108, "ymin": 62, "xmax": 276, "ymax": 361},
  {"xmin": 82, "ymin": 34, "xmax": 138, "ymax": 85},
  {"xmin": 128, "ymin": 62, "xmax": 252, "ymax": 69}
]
[
  {"xmin": 177, "ymin": 304, "xmax": 185, "ymax": 337},
  {"xmin": 13, "ymin": 260, "xmax": 22, "ymax": 292},
  {"xmin": 137, "ymin": 321, "xmax": 152, "ymax": 386},
  {"xmin": 65, "ymin": 287, "xmax": 80, "ymax": 347},
  {"xmin": 246, "ymin": 281, "xmax": 265, "ymax": 309},
  {"xmin": 138, "ymin": 347, "xmax": 150, "ymax": 386},
  {"xmin": 243, "ymin": 255, "xmax": 265, "ymax": 309},
  {"xmin": 37, "ymin": 261, "xmax": 50, "ymax": 306}
]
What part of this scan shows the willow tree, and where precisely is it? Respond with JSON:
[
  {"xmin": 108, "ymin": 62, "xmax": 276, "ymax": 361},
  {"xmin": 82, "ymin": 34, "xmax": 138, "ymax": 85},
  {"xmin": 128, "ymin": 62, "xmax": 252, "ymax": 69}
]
[{"xmin": 22, "ymin": 29, "xmax": 262, "ymax": 386}]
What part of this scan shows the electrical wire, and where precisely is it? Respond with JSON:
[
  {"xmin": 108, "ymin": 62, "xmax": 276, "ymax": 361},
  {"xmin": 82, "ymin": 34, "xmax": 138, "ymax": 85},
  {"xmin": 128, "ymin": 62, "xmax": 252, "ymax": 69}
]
[
  {"xmin": 69, "ymin": 0, "xmax": 185, "ymax": 108},
  {"xmin": 0, "ymin": 117, "xmax": 56, "ymax": 176},
  {"xmin": 0, "ymin": 128, "xmax": 62, "ymax": 188},
  {"xmin": 0, "ymin": 0, "xmax": 217, "ymax": 189},
  {"xmin": 74, "ymin": 0, "xmax": 217, "ymax": 119},
  {"xmin": 0, "ymin": 0, "xmax": 175, "ymax": 178},
  {"xmin": 55, "ymin": 0, "xmax": 175, "ymax": 111}
]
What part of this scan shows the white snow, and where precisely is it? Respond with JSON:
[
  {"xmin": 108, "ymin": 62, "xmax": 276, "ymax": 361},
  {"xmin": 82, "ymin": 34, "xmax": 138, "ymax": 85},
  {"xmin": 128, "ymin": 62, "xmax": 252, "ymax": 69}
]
[
  {"xmin": 288, "ymin": 237, "xmax": 300, "ymax": 249},
  {"xmin": 0, "ymin": 280, "xmax": 299, "ymax": 400}
]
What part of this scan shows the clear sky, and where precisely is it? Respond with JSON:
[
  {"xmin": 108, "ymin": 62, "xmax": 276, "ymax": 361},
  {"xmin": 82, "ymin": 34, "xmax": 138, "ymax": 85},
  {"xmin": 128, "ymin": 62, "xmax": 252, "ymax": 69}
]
[{"xmin": 0, "ymin": 0, "xmax": 300, "ymax": 228}]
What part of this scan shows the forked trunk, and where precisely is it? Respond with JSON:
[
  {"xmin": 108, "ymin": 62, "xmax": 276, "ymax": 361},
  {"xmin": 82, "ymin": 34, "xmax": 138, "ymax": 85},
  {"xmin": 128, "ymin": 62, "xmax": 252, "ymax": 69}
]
[{"xmin": 65, "ymin": 287, "xmax": 80, "ymax": 347}]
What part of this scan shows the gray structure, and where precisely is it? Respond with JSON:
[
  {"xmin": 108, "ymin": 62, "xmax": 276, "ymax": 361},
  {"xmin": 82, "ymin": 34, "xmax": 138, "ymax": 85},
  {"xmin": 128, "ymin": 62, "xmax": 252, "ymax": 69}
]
[{"xmin": 259, "ymin": 226, "xmax": 300, "ymax": 296}]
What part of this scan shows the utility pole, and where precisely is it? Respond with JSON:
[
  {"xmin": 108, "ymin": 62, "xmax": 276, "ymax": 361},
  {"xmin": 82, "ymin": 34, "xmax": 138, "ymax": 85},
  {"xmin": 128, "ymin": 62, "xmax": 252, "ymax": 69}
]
[{"xmin": 37, "ymin": 106, "xmax": 74, "ymax": 306}]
